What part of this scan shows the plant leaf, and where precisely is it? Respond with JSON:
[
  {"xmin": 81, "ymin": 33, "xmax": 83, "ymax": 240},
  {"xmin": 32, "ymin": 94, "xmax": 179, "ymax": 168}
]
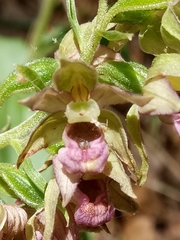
[
  {"xmin": 97, "ymin": 30, "xmax": 133, "ymax": 41},
  {"xmin": 0, "ymin": 58, "xmax": 59, "ymax": 108},
  {"xmin": 96, "ymin": 61, "xmax": 146, "ymax": 93},
  {"xmin": 0, "ymin": 163, "xmax": 44, "ymax": 209},
  {"xmin": 21, "ymin": 159, "xmax": 47, "ymax": 193}
]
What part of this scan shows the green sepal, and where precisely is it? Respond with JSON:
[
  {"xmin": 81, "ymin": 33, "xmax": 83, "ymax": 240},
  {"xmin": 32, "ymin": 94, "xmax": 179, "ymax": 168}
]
[
  {"xmin": 43, "ymin": 179, "xmax": 60, "ymax": 239},
  {"xmin": 126, "ymin": 105, "xmax": 149, "ymax": 186},
  {"xmin": 0, "ymin": 58, "xmax": 59, "ymax": 108},
  {"xmin": 17, "ymin": 112, "xmax": 67, "ymax": 167},
  {"xmin": 147, "ymin": 53, "xmax": 180, "ymax": 91},
  {"xmin": 21, "ymin": 159, "xmax": 47, "ymax": 193},
  {"xmin": 103, "ymin": 151, "xmax": 136, "ymax": 199},
  {"xmin": 99, "ymin": 109, "xmax": 140, "ymax": 181},
  {"xmin": 161, "ymin": 1, "xmax": 180, "ymax": 53},
  {"xmin": 53, "ymin": 59, "xmax": 97, "ymax": 92},
  {"xmin": 109, "ymin": 179, "xmax": 139, "ymax": 214},
  {"xmin": 97, "ymin": 61, "xmax": 147, "ymax": 93},
  {"xmin": 0, "ymin": 163, "xmax": 44, "ymax": 209},
  {"xmin": 139, "ymin": 12, "xmax": 175, "ymax": 55}
]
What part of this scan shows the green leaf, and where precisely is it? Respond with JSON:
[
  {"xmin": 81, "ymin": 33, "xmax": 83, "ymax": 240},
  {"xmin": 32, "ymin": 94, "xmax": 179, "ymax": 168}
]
[
  {"xmin": 17, "ymin": 112, "xmax": 67, "ymax": 167},
  {"xmin": 0, "ymin": 111, "xmax": 47, "ymax": 150},
  {"xmin": 126, "ymin": 105, "xmax": 149, "ymax": 185},
  {"xmin": 0, "ymin": 163, "xmax": 44, "ymax": 208},
  {"xmin": 113, "ymin": 9, "xmax": 153, "ymax": 24},
  {"xmin": 16, "ymin": 65, "xmax": 46, "ymax": 91},
  {"xmin": 107, "ymin": 0, "xmax": 168, "ymax": 22},
  {"xmin": 0, "ymin": 58, "xmax": 59, "ymax": 108},
  {"xmin": 148, "ymin": 53, "xmax": 180, "ymax": 91},
  {"xmin": 97, "ymin": 61, "xmax": 145, "ymax": 93},
  {"xmin": 21, "ymin": 159, "xmax": 47, "ymax": 193},
  {"xmin": 111, "ymin": 0, "xmax": 167, "ymax": 12},
  {"xmin": 97, "ymin": 30, "xmax": 133, "ymax": 41},
  {"xmin": 161, "ymin": 1, "xmax": 180, "ymax": 52},
  {"xmin": 0, "ymin": 177, "xmax": 17, "ymax": 198},
  {"xmin": 47, "ymin": 142, "xmax": 64, "ymax": 155}
]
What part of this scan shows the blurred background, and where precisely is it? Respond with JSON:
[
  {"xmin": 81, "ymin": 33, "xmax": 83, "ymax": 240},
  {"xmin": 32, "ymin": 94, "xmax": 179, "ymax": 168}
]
[{"xmin": 0, "ymin": 0, "xmax": 180, "ymax": 239}]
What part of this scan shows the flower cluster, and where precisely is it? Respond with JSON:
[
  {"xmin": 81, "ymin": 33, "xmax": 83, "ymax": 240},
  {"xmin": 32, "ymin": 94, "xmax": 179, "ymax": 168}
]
[
  {"xmin": 14, "ymin": 47, "xmax": 180, "ymax": 238},
  {"xmin": 16, "ymin": 58, "xmax": 144, "ymax": 236}
]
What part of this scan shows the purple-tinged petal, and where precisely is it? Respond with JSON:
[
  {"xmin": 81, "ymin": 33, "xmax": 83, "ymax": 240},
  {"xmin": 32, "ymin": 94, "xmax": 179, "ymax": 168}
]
[
  {"xmin": 19, "ymin": 87, "xmax": 72, "ymax": 113},
  {"xmin": 73, "ymin": 179, "xmax": 115, "ymax": 227},
  {"xmin": 58, "ymin": 122, "xmax": 109, "ymax": 173},
  {"xmin": 139, "ymin": 77, "xmax": 180, "ymax": 115},
  {"xmin": 159, "ymin": 113, "xmax": 180, "ymax": 136},
  {"xmin": 53, "ymin": 155, "xmax": 81, "ymax": 207},
  {"xmin": 91, "ymin": 83, "xmax": 151, "ymax": 108},
  {"xmin": 0, "ymin": 204, "xmax": 27, "ymax": 240},
  {"xmin": 91, "ymin": 45, "xmax": 124, "ymax": 66},
  {"xmin": 17, "ymin": 112, "xmax": 67, "ymax": 167},
  {"xmin": 172, "ymin": 113, "xmax": 180, "ymax": 136},
  {"xmin": 35, "ymin": 231, "xmax": 43, "ymax": 240}
]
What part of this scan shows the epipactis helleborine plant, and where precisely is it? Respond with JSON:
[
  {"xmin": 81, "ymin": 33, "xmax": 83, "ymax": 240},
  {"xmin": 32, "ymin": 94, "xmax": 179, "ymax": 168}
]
[
  {"xmin": 11, "ymin": 0, "xmax": 180, "ymax": 238},
  {"xmin": 17, "ymin": 58, "xmax": 142, "ymax": 231},
  {"xmin": 16, "ymin": 51, "xmax": 180, "ymax": 238},
  {"xmin": 1, "ymin": 0, "xmax": 180, "ymax": 239}
]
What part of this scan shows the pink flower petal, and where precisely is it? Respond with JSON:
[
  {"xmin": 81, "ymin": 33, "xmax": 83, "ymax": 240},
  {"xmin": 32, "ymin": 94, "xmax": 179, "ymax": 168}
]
[
  {"xmin": 53, "ymin": 155, "xmax": 81, "ymax": 207},
  {"xmin": 91, "ymin": 83, "xmax": 151, "ymax": 108},
  {"xmin": 58, "ymin": 122, "xmax": 109, "ymax": 173},
  {"xmin": 73, "ymin": 179, "xmax": 115, "ymax": 227},
  {"xmin": 19, "ymin": 87, "xmax": 72, "ymax": 113}
]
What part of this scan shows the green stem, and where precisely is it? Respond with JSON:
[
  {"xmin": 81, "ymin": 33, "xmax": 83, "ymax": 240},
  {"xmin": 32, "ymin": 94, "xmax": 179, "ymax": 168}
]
[
  {"xmin": 29, "ymin": 0, "xmax": 56, "ymax": 58},
  {"xmin": 66, "ymin": 0, "xmax": 82, "ymax": 49},
  {"xmin": 80, "ymin": 0, "xmax": 109, "ymax": 63}
]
